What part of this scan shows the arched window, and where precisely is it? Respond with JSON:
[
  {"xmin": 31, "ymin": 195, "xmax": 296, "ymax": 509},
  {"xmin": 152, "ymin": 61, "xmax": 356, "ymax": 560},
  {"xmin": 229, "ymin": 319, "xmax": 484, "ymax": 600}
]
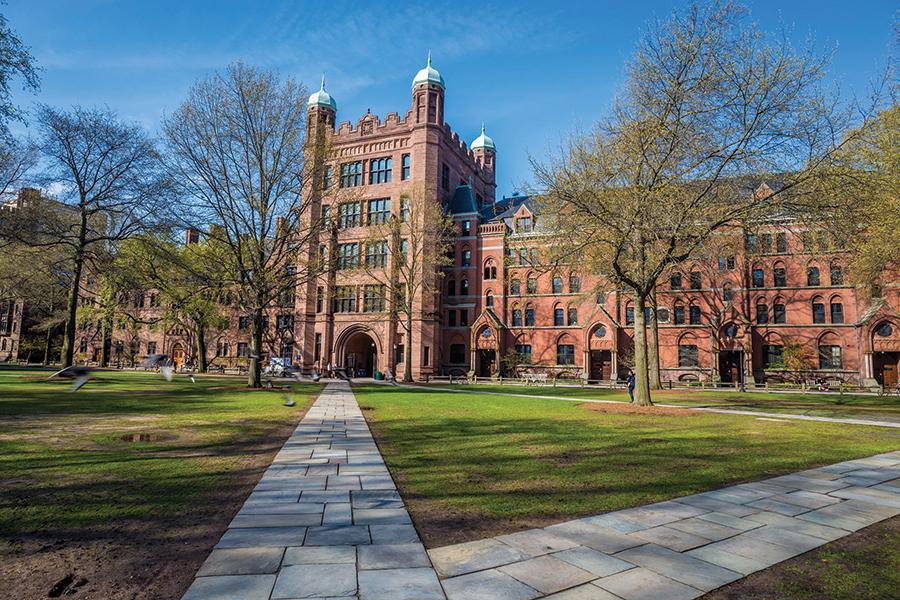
[
  {"xmin": 554, "ymin": 304, "xmax": 565, "ymax": 326},
  {"xmin": 807, "ymin": 266, "xmax": 821, "ymax": 286},
  {"xmin": 689, "ymin": 303, "xmax": 702, "ymax": 325},
  {"xmin": 556, "ymin": 334, "xmax": 575, "ymax": 365},
  {"xmin": 773, "ymin": 298, "xmax": 787, "ymax": 324},
  {"xmin": 567, "ymin": 307, "xmax": 578, "ymax": 326},
  {"xmin": 485, "ymin": 291, "xmax": 494, "ymax": 308},
  {"xmin": 461, "ymin": 248, "xmax": 471, "ymax": 267},
  {"xmin": 830, "ymin": 296, "xmax": 844, "ymax": 324},
  {"xmin": 678, "ymin": 333, "xmax": 700, "ymax": 367},
  {"xmin": 773, "ymin": 261, "xmax": 787, "ymax": 287},
  {"xmin": 625, "ymin": 302, "xmax": 635, "ymax": 326},
  {"xmin": 447, "ymin": 279, "xmax": 456, "ymax": 296},
  {"xmin": 510, "ymin": 278, "xmax": 521, "ymax": 295},
  {"xmin": 812, "ymin": 296, "xmax": 826, "ymax": 324},
  {"xmin": 830, "ymin": 263, "xmax": 844, "ymax": 285},
  {"xmin": 751, "ymin": 265, "xmax": 765, "ymax": 288},
  {"xmin": 526, "ymin": 274, "xmax": 537, "ymax": 294},
  {"xmin": 460, "ymin": 279, "xmax": 469, "ymax": 295},
  {"xmin": 525, "ymin": 304, "xmax": 536, "ymax": 326},
  {"xmin": 722, "ymin": 283, "xmax": 734, "ymax": 302},
  {"xmin": 762, "ymin": 333, "xmax": 784, "ymax": 368},
  {"xmin": 511, "ymin": 304, "xmax": 522, "ymax": 327},
  {"xmin": 818, "ymin": 333, "xmax": 842, "ymax": 369},
  {"xmin": 569, "ymin": 273, "xmax": 581, "ymax": 293},
  {"xmin": 689, "ymin": 270, "xmax": 702, "ymax": 290},
  {"xmin": 756, "ymin": 300, "xmax": 769, "ymax": 324},
  {"xmin": 483, "ymin": 259, "xmax": 497, "ymax": 280},
  {"xmin": 552, "ymin": 275, "xmax": 563, "ymax": 294},
  {"xmin": 673, "ymin": 301, "xmax": 685, "ymax": 325}
]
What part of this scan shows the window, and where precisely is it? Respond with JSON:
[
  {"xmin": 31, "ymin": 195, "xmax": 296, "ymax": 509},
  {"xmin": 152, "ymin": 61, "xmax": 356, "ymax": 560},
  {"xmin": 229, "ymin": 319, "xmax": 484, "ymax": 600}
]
[
  {"xmin": 276, "ymin": 314, "xmax": 294, "ymax": 331},
  {"xmin": 314, "ymin": 334, "xmax": 321, "ymax": 362},
  {"xmin": 760, "ymin": 233, "xmax": 772, "ymax": 253},
  {"xmin": 526, "ymin": 277, "xmax": 537, "ymax": 294},
  {"xmin": 238, "ymin": 342, "xmax": 249, "ymax": 358},
  {"xmin": 762, "ymin": 344, "xmax": 783, "ymax": 368},
  {"xmin": 679, "ymin": 344, "xmax": 699, "ymax": 367},
  {"xmin": 518, "ymin": 248, "xmax": 528, "ymax": 265},
  {"xmin": 831, "ymin": 302, "xmax": 844, "ymax": 324},
  {"xmin": 670, "ymin": 273, "xmax": 683, "ymax": 289},
  {"xmin": 689, "ymin": 271, "xmax": 702, "ymax": 290},
  {"xmin": 516, "ymin": 217, "xmax": 533, "ymax": 233},
  {"xmin": 689, "ymin": 305, "xmax": 702, "ymax": 325},
  {"xmin": 752, "ymin": 269, "xmax": 765, "ymax": 288},
  {"xmin": 484, "ymin": 260, "xmax": 497, "ymax": 280},
  {"xmin": 401, "ymin": 154, "xmax": 410, "ymax": 180},
  {"xmin": 515, "ymin": 344, "xmax": 532, "ymax": 363},
  {"xmin": 807, "ymin": 267, "xmax": 821, "ymax": 286},
  {"xmin": 461, "ymin": 249, "xmax": 471, "ymax": 267},
  {"xmin": 461, "ymin": 220, "xmax": 471, "ymax": 236},
  {"xmin": 876, "ymin": 322, "xmax": 893, "ymax": 337},
  {"xmin": 557, "ymin": 344, "xmax": 575, "ymax": 365},
  {"xmin": 746, "ymin": 234, "xmax": 758, "ymax": 253},
  {"xmin": 554, "ymin": 307, "xmax": 564, "ymax": 326},
  {"xmin": 447, "ymin": 279, "xmax": 456, "ymax": 296},
  {"xmin": 512, "ymin": 309, "xmax": 522, "ymax": 327},
  {"xmin": 485, "ymin": 291, "xmax": 494, "ymax": 308},
  {"xmin": 569, "ymin": 274, "xmax": 580, "ymax": 293},
  {"xmin": 723, "ymin": 284, "xmax": 734, "ymax": 302},
  {"xmin": 774, "ymin": 302, "xmax": 786, "ymax": 324},
  {"xmin": 830, "ymin": 264, "xmax": 844, "ymax": 285},
  {"xmin": 399, "ymin": 197, "xmax": 409, "ymax": 222},
  {"xmin": 333, "ymin": 286, "xmax": 357, "ymax": 312},
  {"xmin": 449, "ymin": 343, "xmax": 466, "ymax": 364},
  {"xmin": 529, "ymin": 248, "xmax": 539, "ymax": 264},
  {"xmin": 552, "ymin": 276, "xmax": 563, "ymax": 294},
  {"xmin": 441, "ymin": 163, "xmax": 450, "ymax": 191},
  {"xmin": 238, "ymin": 316, "xmax": 250, "ymax": 331},
  {"xmin": 525, "ymin": 306, "xmax": 535, "ymax": 326},
  {"xmin": 718, "ymin": 256, "xmax": 735, "ymax": 271},
  {"xmin": 567, "ymin": 308, "xmax": 578, "ymax": 326},
  {"xmin": 367, "ymin": 198, "xmax": 390, "ymax": 225},
  {"xmin": 448, "ymin": 310, "xmax": 456, "ymax": 327},
  {"xmin": 510, "ymin": 279, "xmax": 521, "ymax": 295},
  {"xmin": 147, "ymin": 341, "xmax": 156, "ymax": 355},
  {"xmin": 756, "ymin": 302, "xmax": 769, "ymax": 324},
  {"xmin": 718, "ymin": 256, "xmax": 726, "ymax": 271},
  {"xmin": 460, "ymin": 279, "xmax": 469, "ymax": 295},
  {"xmin": 336, "ymin": 243, "xmax": 359, "ymax": 269},
  {"xmin": 776, "ymin": 232, "xmax": 787, "ymax": 253},
  {"xmin": 316, "ymin": 287, "xmax": 324, "ymax": 313},
  {"xmin": 318, "ymin": 243, "xmax": 327, "ymax": 268},
  {"xmin": 368, "ymin": 157, "xmax": 392, "ymax": 184},
  {"xmin": 812, "ymin": 302, "xmax": 826, "ymax": 324},
  {"xmin": 423, "ymin": 345, "xmax": 430, "ymax": 366},
  {"xmin": 819, "ymin": 345, "xmax": 842, "ymax": 369},
  {"xmin": 773, "ymin": 267, "xmax": 787, "ymax": 288},
  {"xmin": 338, "ymin": 202, "xmax": 361, "ymax": 228},
  {"xmin": 323, "ymin": 165, "xmax": 333, "ymax": 189},
  {"xmin": 674, "ymin": 303, "xmax": 685, "ymax": 325},
  {"xmin": 340, "ymin": 161, "xmax": 362, "ymax": 187},
  {"xmin": 79, "ymin": 338, "xmax": 88, "ymax": 353},
  {"xmin": 365, "ymin": 240, "xmax": 388, "ymax": 268},
  {"xmin": 459, "ymin": 309, "xmax": 468, "ymax": 327},
  {"xmin": 363, "ymin": 285, "xmax": 386, "ymax": 312},
  {"xmin": 625, "ymin": 306, "xmax": 634, "ymax": 326}
]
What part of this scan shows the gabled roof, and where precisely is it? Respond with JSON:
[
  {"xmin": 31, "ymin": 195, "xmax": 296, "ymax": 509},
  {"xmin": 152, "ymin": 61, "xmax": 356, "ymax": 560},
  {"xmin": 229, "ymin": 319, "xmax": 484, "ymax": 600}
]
[{"xmin": 480, "ymin": 193, "xmax": 540, "ymax": 222}]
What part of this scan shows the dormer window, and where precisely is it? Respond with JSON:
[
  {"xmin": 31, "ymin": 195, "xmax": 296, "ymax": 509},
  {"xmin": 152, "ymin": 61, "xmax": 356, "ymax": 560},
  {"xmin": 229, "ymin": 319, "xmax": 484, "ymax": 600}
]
[{"xmin": 516, "ymin": 217, "xmax": 533, "ymax": 233}]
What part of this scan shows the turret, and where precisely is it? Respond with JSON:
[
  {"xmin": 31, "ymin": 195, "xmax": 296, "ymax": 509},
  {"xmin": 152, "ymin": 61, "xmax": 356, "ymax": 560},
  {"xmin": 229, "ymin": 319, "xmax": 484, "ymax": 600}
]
[
  {"xmin": 307, "ymin": 75, "xmax": 337, "ymax": 132},
  {"xmin": 471, "ymin": 123, "xmax": 496, "ymax": 171},
  {"xmin": 412, "ymin": 51, "xmax": 444, "ymax": 125}
]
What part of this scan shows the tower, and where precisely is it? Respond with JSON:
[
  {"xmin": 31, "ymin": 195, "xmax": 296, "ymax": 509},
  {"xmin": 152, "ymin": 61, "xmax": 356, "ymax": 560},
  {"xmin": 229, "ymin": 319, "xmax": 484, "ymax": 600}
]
[
  {"xmin": 307, "ymin": 75, "xmax": 337, "ymax": 132},
  {"xmin": 470, "ymin": 123, "xmax": 496, "ymax": 172},
  {"xmin": 412, "ymin": 51, "xmax": 444, "ymax": 125}
]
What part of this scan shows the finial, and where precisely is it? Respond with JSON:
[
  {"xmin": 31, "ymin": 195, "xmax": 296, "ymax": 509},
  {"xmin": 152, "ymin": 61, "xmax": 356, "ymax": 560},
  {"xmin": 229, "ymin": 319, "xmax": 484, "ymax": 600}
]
[
  {"xmin": 481, "ymin": 122, "xmax": 485, "ymax": 135},
  {"xmin": 320, "ymin": 74, "xmax": 326, "ymax": 91},
  {"xmin": 427, "ymin": 49, "xmax": 432, "ymax": 67}
]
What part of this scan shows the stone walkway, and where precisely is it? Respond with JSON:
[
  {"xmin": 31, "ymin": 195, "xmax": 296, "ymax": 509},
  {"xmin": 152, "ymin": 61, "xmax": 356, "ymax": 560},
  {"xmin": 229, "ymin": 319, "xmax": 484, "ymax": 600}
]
[
  {"xmin": 428, "ymin": 451, "xmax": 900, "ymax": 599},
  {"xmin": 182, "ymin": 381, "xmax": 900, "ymax": 600},
  {"xmin": 181, "ymin": 381, "xmax": 446, "ymax": 600}
]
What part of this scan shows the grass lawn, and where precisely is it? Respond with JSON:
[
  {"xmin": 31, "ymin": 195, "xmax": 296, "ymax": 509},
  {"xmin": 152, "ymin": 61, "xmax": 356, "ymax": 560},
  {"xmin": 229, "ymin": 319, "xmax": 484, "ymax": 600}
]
[
  {"xmin": 422, "ymin": 383, "xmax": 900, "ymax": 423},
  {"xmin": 355, "ymin": 384, "xmax": 900, "ymax": 547},
  {"xmin": 0, "ymin": 367, "xmax": 321, "ymax": 600}
]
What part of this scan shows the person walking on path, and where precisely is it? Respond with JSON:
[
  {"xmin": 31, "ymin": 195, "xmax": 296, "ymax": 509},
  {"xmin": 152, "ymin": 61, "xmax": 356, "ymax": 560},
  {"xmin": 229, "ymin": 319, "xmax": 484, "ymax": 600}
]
[{"xmin": 627, "ymin": 370, "xmax": 636, "ymax": 403}]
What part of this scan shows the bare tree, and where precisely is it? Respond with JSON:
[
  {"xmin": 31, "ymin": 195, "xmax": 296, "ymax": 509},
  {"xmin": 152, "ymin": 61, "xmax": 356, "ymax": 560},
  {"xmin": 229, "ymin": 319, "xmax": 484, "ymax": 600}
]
[
  {"xmin": 536, "ymin": 1, "xmax": 866, "ymax": 405},
  {"xmin": 354, "ymin": 184, "xmax": 455, "ymax": 381},
  {"xmin": 0, "ymin": 11, "xmax": 40, "ymax": 138},
  {"xmin": 3, "ymin": 106, "xmax": 168, "ymax": 367},
  {"xmin": 163, "ymin": 63, "xmax": 319, "ymax": 387}
]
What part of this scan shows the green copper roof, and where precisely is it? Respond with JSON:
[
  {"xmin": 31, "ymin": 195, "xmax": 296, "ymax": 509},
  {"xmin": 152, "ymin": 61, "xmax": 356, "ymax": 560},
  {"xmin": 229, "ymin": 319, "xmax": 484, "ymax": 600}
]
[
  {"xmin": 412, "ymin": 51, "xmax": 445, "ymax": 89},
  {"xmin": 308, "ymin": 75, "xmax": 337, "ymax": 110},
  {"xmin": 471, "ymin": 123, "xmax": 495, "ymax": 151}
]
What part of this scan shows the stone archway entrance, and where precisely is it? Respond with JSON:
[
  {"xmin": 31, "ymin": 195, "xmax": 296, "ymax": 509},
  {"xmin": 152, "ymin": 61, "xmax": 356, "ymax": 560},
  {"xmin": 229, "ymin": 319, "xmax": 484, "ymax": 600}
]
[
  {"xmin": 343, "ymin": 331, "xmax": 378, "ymax": 378},
  {"xmin": 171, "ymin": 343, "xmax": 184, "ymax": 370}
]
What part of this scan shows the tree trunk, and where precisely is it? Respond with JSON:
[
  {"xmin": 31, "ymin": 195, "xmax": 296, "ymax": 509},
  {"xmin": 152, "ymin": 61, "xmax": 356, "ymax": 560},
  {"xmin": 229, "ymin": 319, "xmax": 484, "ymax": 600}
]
[
  {"xmin": 61, "ymin": 254, "xmax": 84, "ymax": 368},
  {"xmin": 100, "ymin": 317, "xmax": 111, "ymax": 367},
  {"xmin": 196, "ymin": 323, "xmax": 209, "ymax": 372},
  {"xmin": 43, "ymin": 324, "xmax": 53, "ymax": 365},
  {"xmin": 404, "ymin": 311, "xmax": 413, "ymax": 382},
  {"xmin": 248, "ymin": 308, "xmax": 263, "ymax": 387},
  {"xmin": 631, "ymin": 293, "xmax": 653, "ymax": 405},
  {"xmin": 648, "ymin": 287, "xmax": 662, "ymax": 390}
]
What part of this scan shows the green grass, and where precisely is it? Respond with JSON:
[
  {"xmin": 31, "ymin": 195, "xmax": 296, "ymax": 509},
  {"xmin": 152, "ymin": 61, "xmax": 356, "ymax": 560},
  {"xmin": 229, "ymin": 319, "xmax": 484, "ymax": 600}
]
[
  {"xmin": 355, "ymin": 384, "xmax": 900, "ymax": 544},
  {"xmin": 421, "ymin": 383, "xmax": 900, "ymax": 423},
  {"xmin": 0, "ymin": 368, "xmax": 321, "ymax": 539}
]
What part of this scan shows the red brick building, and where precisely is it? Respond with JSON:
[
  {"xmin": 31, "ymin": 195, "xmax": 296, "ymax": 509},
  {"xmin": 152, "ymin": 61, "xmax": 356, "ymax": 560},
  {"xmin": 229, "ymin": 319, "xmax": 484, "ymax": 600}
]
[{"xmin": 61, "ymin": 58, "xmax": 900, "ymax": 387}]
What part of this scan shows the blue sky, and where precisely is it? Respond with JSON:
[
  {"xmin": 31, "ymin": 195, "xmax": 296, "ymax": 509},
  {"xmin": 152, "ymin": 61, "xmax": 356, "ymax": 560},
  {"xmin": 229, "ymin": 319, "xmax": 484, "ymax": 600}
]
[{"xmin": 7, "ymin": 0, "xmax": 897, "ymax": 197}]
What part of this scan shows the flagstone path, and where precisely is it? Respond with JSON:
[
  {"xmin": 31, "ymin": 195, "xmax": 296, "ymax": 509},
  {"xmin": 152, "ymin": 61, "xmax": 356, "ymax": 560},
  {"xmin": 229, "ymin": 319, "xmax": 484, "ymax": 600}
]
[{"xmin": 182, "ymin": 381, "xmax": 900, "ymax": 600}]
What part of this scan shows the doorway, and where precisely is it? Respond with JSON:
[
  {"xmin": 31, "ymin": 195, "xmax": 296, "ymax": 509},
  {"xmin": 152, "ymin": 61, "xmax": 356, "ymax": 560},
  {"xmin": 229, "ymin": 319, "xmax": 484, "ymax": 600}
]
[
  {"xmin": 343, "ymin": 331, "xmax": 377, "ymax": 377},
  {"xmin": 719, "ymin": 350, "xmax": 741, "ymax": 384},
  {"xmin": 171, "ymin": 344, "xmax": 184, "ymax": 370},
  {"xmin": 590, "ymin": 350, "xmax": 612, "ymax": 380},
  {"xmin": 477, "ymin": 349, "xmax": 496, "ymax": 377},
  {"xmin": 874, "ymin": 352, "xmax": 899, "ymax": 387}
]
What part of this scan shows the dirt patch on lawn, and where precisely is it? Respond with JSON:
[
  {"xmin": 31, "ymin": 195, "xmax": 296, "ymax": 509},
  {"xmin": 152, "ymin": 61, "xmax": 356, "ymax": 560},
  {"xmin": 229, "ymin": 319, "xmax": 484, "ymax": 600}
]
[
  {"xmin": 703, "ymin": 516, "xmax": 900, "ymax": 600},
  {"xmin": 578, "ymin": 401, "xmax": 697, "ymax": 416},
  {"xmin": 0, "ymin": 413, "xmax": 309, "ymax": 600}
]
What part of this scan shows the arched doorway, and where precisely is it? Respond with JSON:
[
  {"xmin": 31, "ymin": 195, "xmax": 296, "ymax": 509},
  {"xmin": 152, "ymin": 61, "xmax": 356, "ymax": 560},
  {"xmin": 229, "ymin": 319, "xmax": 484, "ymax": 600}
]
[
  {"xmin": 343, "ymin": 331, "xmax": 378, "ymax": 378},
  {"xmin": 171, "ymin": 343, "xmax": 184, "ymax": 370}
]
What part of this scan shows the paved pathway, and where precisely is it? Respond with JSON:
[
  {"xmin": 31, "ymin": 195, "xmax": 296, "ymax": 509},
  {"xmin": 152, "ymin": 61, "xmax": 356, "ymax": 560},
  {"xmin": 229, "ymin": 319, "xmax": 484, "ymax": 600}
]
[
  {"xmin": 428, "ymin": 450, "xmax": 900, "ymax": 599},
  {"xmin": 181, "ymin": 380, "xmax": 446, "ymax": 600}
]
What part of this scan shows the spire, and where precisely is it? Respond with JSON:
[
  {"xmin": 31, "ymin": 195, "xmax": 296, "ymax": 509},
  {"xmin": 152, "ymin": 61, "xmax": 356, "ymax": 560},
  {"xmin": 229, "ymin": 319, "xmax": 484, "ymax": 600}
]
[
  {"xmin": 307, "ymin": 74, "xmax": 337, "ymax": 110},
  {"xmin": 320, "ymin": 73, "xmax": 326, "ymax": 91},
  {"xmin": 412, "ymin": 51, "xmax": 445, "ymax": 89},
  {"xmin": 427, "ymin": 49, "xmax": 432, "ymax": 67}
]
